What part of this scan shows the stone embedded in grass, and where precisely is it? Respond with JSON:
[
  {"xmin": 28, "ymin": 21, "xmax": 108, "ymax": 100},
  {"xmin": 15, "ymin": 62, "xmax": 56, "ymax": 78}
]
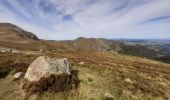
[
  {"xmin": 109, "ymin": 50, "xmax": 118, "ymax": 54},
  {"xmin": 14, "ymin": 72, "xmax": 24, "ymax": 80},
  {"xmin": 104, "ymin": 93, "xmax": 114, "ymax": 100},
  {"xmin": 39, "ymin": 49, "xmax": 44, "ymax": 53},
  {"xmin": 79, "ymin": 62, "xmax": 84, "ymax": 65},
  {"xmin": 124, "ymin": 78, "xmax": 134, "ymax": 84},
  {"xmin": 25, "ymin": 56, "xmax": 72, "ymax": 81}
]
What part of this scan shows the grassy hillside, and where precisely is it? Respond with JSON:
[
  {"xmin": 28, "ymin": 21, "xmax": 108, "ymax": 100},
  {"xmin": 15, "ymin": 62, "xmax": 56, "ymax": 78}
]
[
  {"xmin": 0, "ymin": 23, "xmax": 170, "ymax": 99},
  {"xmin": 0, "ymin": 23, "xmax": 38, "ymax": 42},
  {"xmin": 0, "ymin": 51, "xmax": 170, "ymax": 100}
]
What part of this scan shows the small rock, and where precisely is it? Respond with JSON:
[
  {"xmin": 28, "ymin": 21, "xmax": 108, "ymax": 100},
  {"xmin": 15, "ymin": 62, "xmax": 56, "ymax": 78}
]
[
  {"xmin": 109, "ymin": 50, "xmax": 118, "ymax": 54},
  {"xmin": 104, "ymin": 93, "xmax": 114, "ymax": 100},
  {"xmin": 73, "ymin": 43, "xmax": 77, "ymax": 46},
  {"xmin": 14, "ymin": 72, "xmax": 24, "ymax": 79},
  {"xmin": 51, "ymin": 50, "xmax": 56, "ymax": 52},
  {"xmin": 0, "ymin": 49, "xmax": 6, "ymax": 53},
  {"xmin": 11, "ymin": 50, "xmax": 20, "ymax": 53},
  {"xmin": 79, "ymin": 62, "xmax": 84, "ymax": 65},
  {"xmin": 39, "ymin": 49, "xmax": 44, "ymax": 53},
  {"xmin": 124, "ymin": 78, "xmax": 134, "ymax": 84}
]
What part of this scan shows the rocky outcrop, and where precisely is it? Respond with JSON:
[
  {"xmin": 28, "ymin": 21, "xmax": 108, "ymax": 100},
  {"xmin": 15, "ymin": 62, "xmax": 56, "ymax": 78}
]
[{"xmin": 25, "ymin": 56, "xmax": 72, "ymax": 81}]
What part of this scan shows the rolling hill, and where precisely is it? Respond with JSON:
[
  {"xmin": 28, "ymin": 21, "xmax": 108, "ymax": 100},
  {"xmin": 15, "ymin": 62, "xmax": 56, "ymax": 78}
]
[{"xmin": 0, "ymin": 23, "xmax": 170, "ymax": 64}]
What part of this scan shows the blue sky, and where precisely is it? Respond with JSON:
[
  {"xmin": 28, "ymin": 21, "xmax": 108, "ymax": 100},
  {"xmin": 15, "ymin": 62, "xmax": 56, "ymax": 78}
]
[{"xmin": 0, "ymin": 0, "xmax": 170, "ymax": 40}]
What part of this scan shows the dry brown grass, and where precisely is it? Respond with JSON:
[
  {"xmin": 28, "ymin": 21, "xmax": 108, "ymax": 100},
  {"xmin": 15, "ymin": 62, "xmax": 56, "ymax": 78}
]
[
  {"xmin": 0, "ymin": 52, "xmax": 38, "ymax": 78},
  {"xmin": 0, "ymin": 51, "xmax": 170, "ymax": 99}
]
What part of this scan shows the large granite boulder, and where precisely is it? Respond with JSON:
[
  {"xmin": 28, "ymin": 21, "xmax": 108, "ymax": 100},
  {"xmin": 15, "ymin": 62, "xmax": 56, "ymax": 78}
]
[{"xmin": 25, "ymin": 56, "xmax": 71, "ymax": 81}]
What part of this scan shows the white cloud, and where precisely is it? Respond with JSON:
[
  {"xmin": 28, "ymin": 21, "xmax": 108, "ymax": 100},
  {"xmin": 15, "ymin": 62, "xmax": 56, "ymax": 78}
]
[{"xmin": 0, "ymin": 0, "xmax": 170, "ymax": 40}]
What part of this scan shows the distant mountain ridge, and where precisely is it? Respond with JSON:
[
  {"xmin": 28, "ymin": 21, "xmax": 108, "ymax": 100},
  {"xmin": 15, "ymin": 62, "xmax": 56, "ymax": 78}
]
[
  {"xmin": 0, "ymin": 23, "xmax": 38, "ymax": 42},
  {"xmin": 0, "ymin": 23, "xmax": 169, "ymax": 63}
]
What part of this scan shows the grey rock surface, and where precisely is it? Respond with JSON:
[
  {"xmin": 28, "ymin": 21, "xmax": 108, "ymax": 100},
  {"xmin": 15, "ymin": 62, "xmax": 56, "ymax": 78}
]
[
  {"xmin": 25, "ymin": 56, "xmax": 72, "ymax": 81},
  {"xmin": 14, "ymin": 72, "xmax": 24, "ymax": 79}
]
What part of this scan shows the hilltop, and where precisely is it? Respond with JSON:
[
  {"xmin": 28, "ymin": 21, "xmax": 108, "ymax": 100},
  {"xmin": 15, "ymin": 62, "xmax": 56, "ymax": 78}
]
[{"xmin": 0, "ymin": 23, "xmax": 38, "ymax": 42}]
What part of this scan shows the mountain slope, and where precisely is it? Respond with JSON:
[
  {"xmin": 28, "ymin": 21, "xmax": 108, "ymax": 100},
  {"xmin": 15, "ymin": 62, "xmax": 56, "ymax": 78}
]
[{"xmin": 0, "ymin": 23, "xmax": 38, "ymax": 42}]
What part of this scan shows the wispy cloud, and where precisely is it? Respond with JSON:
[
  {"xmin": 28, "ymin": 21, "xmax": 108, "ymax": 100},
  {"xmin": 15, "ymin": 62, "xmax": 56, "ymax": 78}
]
[{"xmin": 0, "ymin": 0, "xmax": 170, "ymax": 40}]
